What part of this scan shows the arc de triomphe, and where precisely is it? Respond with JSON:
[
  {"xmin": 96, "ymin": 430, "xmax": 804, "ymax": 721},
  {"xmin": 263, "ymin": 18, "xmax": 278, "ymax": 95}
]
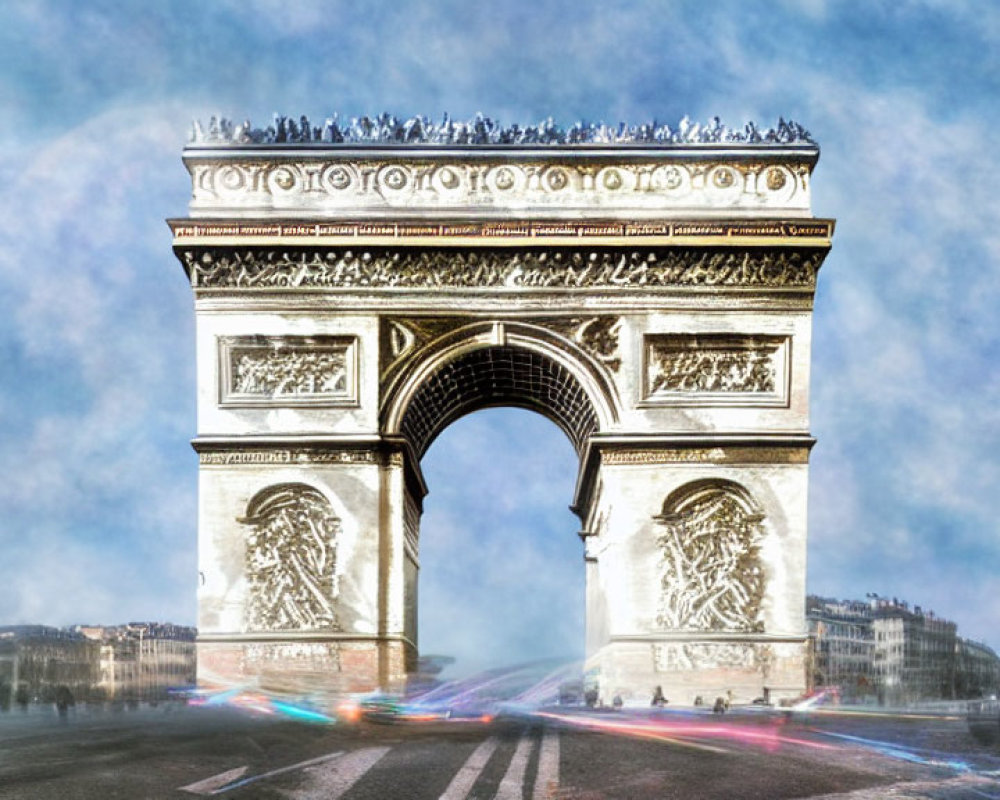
[{"xmin": 169, "ymin": 115, "xmax": 833, "ymax": 704}]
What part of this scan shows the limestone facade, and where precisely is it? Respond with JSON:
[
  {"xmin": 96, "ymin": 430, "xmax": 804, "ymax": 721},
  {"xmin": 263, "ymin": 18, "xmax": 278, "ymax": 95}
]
[{"xmin": 170, "ymin": 132, "xmax": 833, "ymax": 703}]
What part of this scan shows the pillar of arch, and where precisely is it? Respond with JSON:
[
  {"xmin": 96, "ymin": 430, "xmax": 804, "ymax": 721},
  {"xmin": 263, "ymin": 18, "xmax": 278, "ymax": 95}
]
[{"xmin": 170, "ymin": 118, "xmax": 833, "ymax": 703}]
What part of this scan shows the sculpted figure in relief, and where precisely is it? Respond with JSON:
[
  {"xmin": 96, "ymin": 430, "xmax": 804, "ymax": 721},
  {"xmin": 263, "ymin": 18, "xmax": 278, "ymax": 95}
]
[
  {"xmin": 241, "ymin": 484, "xmax": 341, "ymax": 632},
  {"xmin": 655, "ymin": 483, "xmax": 766, "ymax": 633},
  {"xmin": 648, "ymin": 347, "xmax": 775, "ymax": 394},
  {"xmin": 232, "ymin": 348, "xmax": 348, "ymax": 397},
  {"xmin": 652, "ymin": 642, "xmax": 772, "ymax": 672},
  {"xmin": 185, "ymin": 248, "xmax": 822, "ymax": 290}
]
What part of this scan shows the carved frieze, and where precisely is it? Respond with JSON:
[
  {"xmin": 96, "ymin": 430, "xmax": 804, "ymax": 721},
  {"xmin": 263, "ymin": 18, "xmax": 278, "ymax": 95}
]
[
  {"xmin": 243, "ymin": 642, "xmax": 342, "ymax": 671},
  {"xmin": 183, "ymin": 248, "xmax": 824, "ymax": 290},
  {"xmin": 652, "ymin": 642, "xmax": 773, "ymax": 672},
  {"xmin": 241, "ymin": 484, "xmax": 342, "ymax": 632},
  {"xmin": 655, "ymin": 484, "xmax": 766, "ymax": 633},
  {"xmin": 643, "ymin": 334, "xmax": 789, "ymax": 406},
  {"xmin": 219, "ymin": 335, "xmax": 357, "ymax": 406}
]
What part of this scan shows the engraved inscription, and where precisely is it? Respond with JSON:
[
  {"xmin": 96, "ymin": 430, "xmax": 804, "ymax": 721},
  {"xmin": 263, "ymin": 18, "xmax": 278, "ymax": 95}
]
[
  {"xmin": 171, "ymin": 218, "xmax": 834, "ymax": 242},
  {"xmin": 655, "ymin": 482, "xmax": 766, "ymax": 633},
  {"xmin": 199, "ymin": 449, "xmax": 378, "ymax": 466},
  {"xmin": 603, "ymin": 449, "xmax": 728, "ymax": 465},
  {"xmin": 601, "ymin": 447, "xmax": 809, "ymax": 466},
  {"xmin": 241, "ymin": 484, "xmax": 341, "ymax": 632}
]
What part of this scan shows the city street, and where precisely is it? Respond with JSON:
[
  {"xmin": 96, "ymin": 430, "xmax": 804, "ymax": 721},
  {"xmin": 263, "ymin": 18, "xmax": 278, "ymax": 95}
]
[{"xmin": 1, "ymin": 704, "xmax": 999, "ymax": 799}]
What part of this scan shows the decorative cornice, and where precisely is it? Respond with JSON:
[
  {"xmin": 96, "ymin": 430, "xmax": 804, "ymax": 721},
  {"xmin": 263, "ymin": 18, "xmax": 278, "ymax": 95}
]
[
  {"xmin": 179, "ymin": 247, "xmax": 827, "ymax": 291},
  {"xmin": 189, "ymin": 113, "xmax": 815, "ymax": 147}
]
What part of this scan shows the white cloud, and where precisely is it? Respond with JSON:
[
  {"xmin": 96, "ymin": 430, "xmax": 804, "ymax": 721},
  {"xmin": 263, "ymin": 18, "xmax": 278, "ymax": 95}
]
[{"xmin": 0, "ymin": 104, "xmax": 197, "ymax": 625}]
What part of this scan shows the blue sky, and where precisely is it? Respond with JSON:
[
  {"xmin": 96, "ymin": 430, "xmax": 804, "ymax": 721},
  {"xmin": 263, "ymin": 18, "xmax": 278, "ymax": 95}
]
[{"xmin": 0, "ymin": 1, "xmax": 997, "ymax": 673}]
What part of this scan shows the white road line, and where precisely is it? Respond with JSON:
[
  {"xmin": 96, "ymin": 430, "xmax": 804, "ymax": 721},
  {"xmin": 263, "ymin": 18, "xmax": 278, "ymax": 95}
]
[
  {"xmin": 438, "ymin": 736, "xmax": 500, "ymax": 800},
  {"xmin": 495, "ymin": 731, "xmax": 535, "ymax": 800},
  {"xmin": 179, "ymin": 766, "xmax": 249, "ymax": 795},
  {"xmin": 285, "ymin": 746, "xmax": 391, "ymax": 800},
  {"xmin": 532, "ymin": 730, "xmax": 559, "ymax": 800},
  {"xmin": 179, "ymin": 750, "xmax": 345, "ymax": 795}
]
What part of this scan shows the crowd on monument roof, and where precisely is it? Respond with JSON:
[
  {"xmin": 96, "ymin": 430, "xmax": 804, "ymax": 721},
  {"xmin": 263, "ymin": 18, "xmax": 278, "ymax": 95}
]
[{"xmin": 190, "ymin": 112, "xmax": 815, "ymax": 147}]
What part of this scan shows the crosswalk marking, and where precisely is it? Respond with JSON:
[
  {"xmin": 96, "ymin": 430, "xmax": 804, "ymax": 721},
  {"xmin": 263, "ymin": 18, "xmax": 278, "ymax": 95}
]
[
  {"xmin": 285, "ymin": 746, "xmax": 390, "ymax": 800},
  {"xmin": 181, "ymin": 729, "xmax": 560, "ymax": 800},
  {"xmin": 532, "ymin": 730, "xmax": 560, "ymax": 800},
  {"xmin": 179, "ymin": 766, "xmax": 249, "ymax": 795},
  {"xmin": 495, "ymin": 731, "xmax": 535, "ymax": 800},
  {"xmin": 439, "ymin": 736, "xmax": 500, "ymax": 800},
  {"xmin": 179, "ymin": 751, "xmax": 344, "ymax": 795}
]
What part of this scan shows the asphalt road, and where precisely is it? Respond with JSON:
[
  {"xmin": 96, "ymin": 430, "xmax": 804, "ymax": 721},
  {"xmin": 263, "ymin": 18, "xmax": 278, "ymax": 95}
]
[{"xmin": 1, "ymin": 704, "xmax": 999, "ymax": 799}]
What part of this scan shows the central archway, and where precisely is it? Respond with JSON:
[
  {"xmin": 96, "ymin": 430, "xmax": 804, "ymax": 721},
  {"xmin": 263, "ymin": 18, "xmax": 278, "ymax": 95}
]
[
  {"xmin": 381, "ymin": 326, "xmax": 614, "ymax": 683},
  {"xmin": 417, "ymin": 407, "xmax": 584, "ymax": 678}
]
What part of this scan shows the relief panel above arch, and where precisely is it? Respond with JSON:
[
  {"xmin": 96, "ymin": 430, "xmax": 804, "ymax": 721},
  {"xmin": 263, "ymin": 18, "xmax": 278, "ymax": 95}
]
[
  {"xmin": 641, "ymin": 333, "xmax": 790, "ymax": 407},
  {"xmin": 218, "ymin": 334, "xmax": 359, "ymax": 407}
]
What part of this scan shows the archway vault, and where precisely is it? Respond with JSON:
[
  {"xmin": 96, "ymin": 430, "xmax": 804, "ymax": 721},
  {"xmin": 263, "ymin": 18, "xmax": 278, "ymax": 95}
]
[{"xmin": 381, "ymin": 320, "xmax": 621, "ymax": 459}]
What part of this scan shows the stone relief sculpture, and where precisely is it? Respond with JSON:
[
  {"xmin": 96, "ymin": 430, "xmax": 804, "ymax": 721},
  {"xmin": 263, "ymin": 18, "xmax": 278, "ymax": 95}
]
[
  {"xmin": 234, "ymin": 349, "xmax": 347, "ymax": 396},
  {"xmin": 538, "ymin": 316, "xmax": 622, "ymax": 371},
  {"xmin": 655, "ymin": 481, "xmax": 766, "ymax": 633},
  {"xmin": 222, "ymin": 336, "xmax": 354, "ymax": 405},
  {"xmin": 240, "ymin": 484, "xmax": 342, "ymax": 632},
  {"xmin": 652, "ymin": 642, "xmax": 774, "ymax": 672},
  {"xmin": 648, "ymin": 349, "xmax": 774, "ymax": 393},
  {"xmin": 190, "ymin": 112, "xmax": 813, "ymax": 146},
  {"xmin": 646, "ymin": 336, "xmax": 782, "ymax": 395},
  {"xmin": 378, "ymin": 317, "xmax": 469, "ymax": 379},
  {"xmin": 185, "ymin": 248, "xmax": 823, "ymax": 290}
]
